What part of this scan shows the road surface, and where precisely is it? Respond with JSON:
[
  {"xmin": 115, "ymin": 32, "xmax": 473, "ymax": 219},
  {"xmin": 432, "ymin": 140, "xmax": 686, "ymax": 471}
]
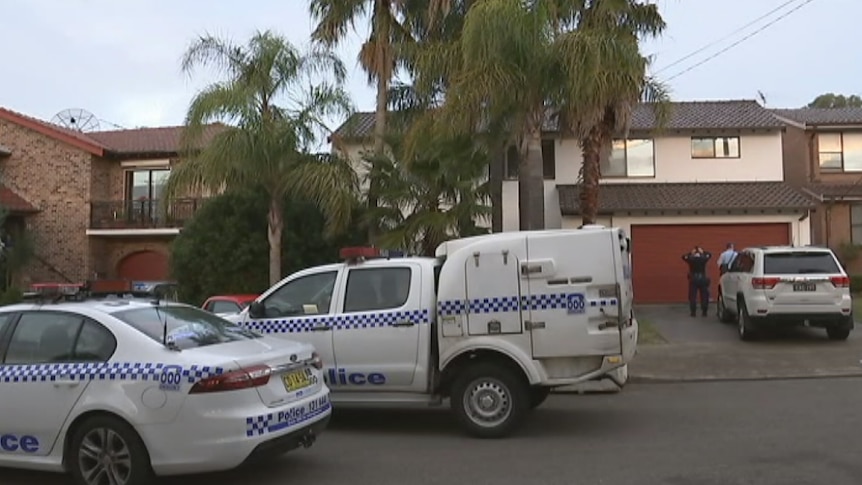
[{"xmin": 5, "ymin": 378, "xmax": 862, "ymax": 485}]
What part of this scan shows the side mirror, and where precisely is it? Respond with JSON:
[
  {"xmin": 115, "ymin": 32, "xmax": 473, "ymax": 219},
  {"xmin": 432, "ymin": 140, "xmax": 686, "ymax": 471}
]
[{"xmin": 248, "ymin": 301, "xmax": 265, "ymax": 319}]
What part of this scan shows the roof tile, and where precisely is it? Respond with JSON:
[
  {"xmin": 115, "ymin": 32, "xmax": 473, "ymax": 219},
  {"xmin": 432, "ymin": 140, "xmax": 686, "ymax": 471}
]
[
  {"xmin": 556, "ymin": 182, "xmax": 815, "ymax": 215},
  {"xmin": 771, "ymin": 108, "xmax": 862, "ymax": 126},
  {"xmin": 333, "ymin": 100, "xmax": 784, "ymax": 139},
  {"xmin": 88, "ymin": 124, "xmax": 227, "ymax": 156}
]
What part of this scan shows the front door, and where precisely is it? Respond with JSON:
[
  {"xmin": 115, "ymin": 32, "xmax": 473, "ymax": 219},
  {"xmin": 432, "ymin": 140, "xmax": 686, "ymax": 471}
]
[
  {"xmin": 331, "ymin": 264, "xmax": 421, "ymax": 392},
  {"xmin": 243, "ymin": 270, "xmax": 340, "ymax": 373},
  {"xmin": 0, "ymin": 311, "xmax": 99, "ymax": 457}
]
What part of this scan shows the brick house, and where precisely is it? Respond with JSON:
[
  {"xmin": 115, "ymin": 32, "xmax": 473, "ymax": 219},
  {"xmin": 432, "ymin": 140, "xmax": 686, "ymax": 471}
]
[
  {"xmin": 333, "ymin": 100, "xmax": 815, "ymax": 303},
  {"xmin": 771, "ymin": 107, "xmax": 862, "ymax": 272},
  {"xmin": 0, "ymin": 107, "xmax": 220, "ymax": 286}
]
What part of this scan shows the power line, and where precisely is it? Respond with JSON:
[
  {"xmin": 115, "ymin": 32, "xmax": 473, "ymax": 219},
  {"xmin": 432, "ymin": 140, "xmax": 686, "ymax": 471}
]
[
  {"xmin": 654, "ymin": 0, "xmax": 802, "ymax": 75},
  {"xmin": 663, "ymin": 0, "xmax": 817, "ymax": 82}
]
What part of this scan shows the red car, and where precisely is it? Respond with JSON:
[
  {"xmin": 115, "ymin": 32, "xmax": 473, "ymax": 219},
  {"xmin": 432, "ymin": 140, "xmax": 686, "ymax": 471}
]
[{"xmin": 202, "ymin": 294, "xmax": 258, "ymax": 315}]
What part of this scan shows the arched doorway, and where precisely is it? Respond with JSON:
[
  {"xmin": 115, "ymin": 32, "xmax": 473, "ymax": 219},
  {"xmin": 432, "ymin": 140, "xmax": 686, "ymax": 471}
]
[{"xmin": 116, "ymin": 250, "xmax": 169, "ymax": 281}]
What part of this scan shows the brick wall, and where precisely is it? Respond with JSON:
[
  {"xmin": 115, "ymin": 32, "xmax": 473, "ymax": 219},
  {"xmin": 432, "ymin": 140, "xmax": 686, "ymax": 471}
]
[
  {"xmin": 781, "ymin": 124, "xmax": 812, "ymax": 186},
  {"xmin": 0, "ymin": 119, "xmax": 94, "ymax": 284},
  {"xmin": 98, "ymin": 237, "xmax": 173, "ymax": 279}
]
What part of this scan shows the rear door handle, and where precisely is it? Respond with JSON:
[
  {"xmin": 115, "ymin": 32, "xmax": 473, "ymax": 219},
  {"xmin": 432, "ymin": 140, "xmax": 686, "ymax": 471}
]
[
  {"xmin": 392, "ymin": 321, "xmax": 415, "ymax": 327},
  {"xmin": 311, "ymin": 324, "xmax": 331, "ymax": 332},
  {"xmin": 53, "ymin": 378, "xmax": 81, "ymax": 388}
]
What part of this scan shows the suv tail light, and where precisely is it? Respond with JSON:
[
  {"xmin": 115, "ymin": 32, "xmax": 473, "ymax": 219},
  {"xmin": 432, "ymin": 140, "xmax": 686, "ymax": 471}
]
[
  {"xmin": 830, "ymin": 275, "xmax": 851, "ymax": 288},
  {"xmin": 189, "ymin": 364, "xmax": 271, "ymax": 394},
  {"xmin": 751, "ymin": 277, "xmax": 780, "ymax": 290}
]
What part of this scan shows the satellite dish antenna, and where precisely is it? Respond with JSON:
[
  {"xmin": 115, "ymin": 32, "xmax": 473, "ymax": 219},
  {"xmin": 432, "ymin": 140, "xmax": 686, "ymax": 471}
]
[{"xmin": 51, "ymin": 108, "xmax": 100, "ymax": 132}]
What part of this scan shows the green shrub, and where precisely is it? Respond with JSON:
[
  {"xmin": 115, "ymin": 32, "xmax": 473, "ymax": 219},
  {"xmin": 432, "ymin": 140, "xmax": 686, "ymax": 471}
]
[
  {"xmin": 850, "ymin": 275, "xmax": 862, "ymax": 293},
  {"xmin": 0, "ymin": 287, "xmax": 23, "ymax": 306},
  {"xmin": 170, "ymin": 189, "xmax": 365, "ymax": 306}
]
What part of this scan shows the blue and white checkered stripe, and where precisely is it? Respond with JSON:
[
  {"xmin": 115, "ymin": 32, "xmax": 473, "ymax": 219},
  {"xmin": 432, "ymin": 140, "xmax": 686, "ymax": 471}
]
[
  {"xmin": 0, "ymin": 362, "xmax": 224, "ymax": 383},
  {"xmin": 245, "ymin": 399, "xmax": 332, "ymax": 437},
  {"xmin": 247, "ymin": 309, "xmax": 431, "ymax": 334},
  {"xmin": 438, "ymin": 293, "xmax": 618, "ymax": 316}
]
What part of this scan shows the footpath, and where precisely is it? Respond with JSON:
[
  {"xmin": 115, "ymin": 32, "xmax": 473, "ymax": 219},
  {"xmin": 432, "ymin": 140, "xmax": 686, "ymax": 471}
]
[{"xmin": 555, "ymin": 304, "xmax": 862, "ymax": 393}]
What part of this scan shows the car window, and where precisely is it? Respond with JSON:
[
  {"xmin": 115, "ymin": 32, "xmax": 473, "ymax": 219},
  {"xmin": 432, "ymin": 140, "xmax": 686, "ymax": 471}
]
[
  {"xmin": 4, "ymin": 312, "xmax": 84, "ymax": 364},
  {"xmin": 111, "ymin": 305, "xmax": 261, "ymax": 350},
  {"xmin": 733, "ymin": 252, "xmax": 755, "ymax": 273},
  {"xmin": 73, "ymin": 319, "xmax": 117, "ymax": 362},
  {"xmin": 763, "ymin": 251, "xmax": 841, "ymax": 275},
  {"xmin": 0, "ymin": 313, "xmax": 13, "ymax": 339},
  {"xmin": 344, "ymin": 267, "xmax": 411, "ymax": 313},
  {"xmin": 262, "ymin": 271, "xmax": 337, "ymax": 317},
  {"xmin": 210, "ymin": 301, "xmax": 240, "ymax": 314}
]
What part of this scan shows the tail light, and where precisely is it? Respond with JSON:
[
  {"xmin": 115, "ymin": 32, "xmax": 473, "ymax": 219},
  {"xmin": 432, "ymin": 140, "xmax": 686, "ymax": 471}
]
[
  {"xmin": 310, "ymin": 351, "xmax": 323, "ymax": 370},
  {"xmin": 751, "ymin": 277, "xmax": 780, "ymax": 290},
  {"xmin": 189, "ymin": 364, "xmax": 271, "ymax": 394},
  {"xmin": 830, "ymin": 275, "xmax": 851, "ymax": 288}
]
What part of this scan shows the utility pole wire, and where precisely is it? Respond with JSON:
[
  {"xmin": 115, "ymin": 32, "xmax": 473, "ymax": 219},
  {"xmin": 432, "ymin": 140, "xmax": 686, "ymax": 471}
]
[{"xmin": 663, "ymin": 0, "xmax": 817, "ymax": 82}]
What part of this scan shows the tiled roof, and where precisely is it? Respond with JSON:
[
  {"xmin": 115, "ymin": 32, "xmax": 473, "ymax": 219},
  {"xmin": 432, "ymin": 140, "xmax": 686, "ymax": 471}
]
[
  {"xmin": 332, "ymin": 100, "xmax": 784, "ymax": 139},
  {"xmin": 88, "ymin": 124, "xmax": 227, "ymax": 156},
  {"xmin": 771, "ymin": 108, "xmax": 862, "ymax": 126},
  {"xmin": 556, "ymin": 182, "xmax": 815, "ymax": 215},
  {"xmin": 802, "ymin": 183, "xmax": 862, "ymax": 200},
  {"xmin": 0, "ymin": 184, "xmax": 37, "ymax": 213}
]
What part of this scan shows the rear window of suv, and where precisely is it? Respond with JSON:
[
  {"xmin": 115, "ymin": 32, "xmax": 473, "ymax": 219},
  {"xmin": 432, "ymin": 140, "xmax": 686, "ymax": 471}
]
[
  {"xmin": 112, "ymin": 305, "xmax": 261, "ymax": 349},
  {"xmin": 763, "ymin": 251, "xmax": 841, "ymax": 275}
]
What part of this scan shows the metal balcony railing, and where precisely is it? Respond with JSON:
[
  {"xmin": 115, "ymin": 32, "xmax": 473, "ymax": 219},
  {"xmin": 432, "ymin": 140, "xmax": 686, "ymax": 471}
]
[{"xmin": 89, "ymin": 198, "xmax": 206, "ymax": 230}]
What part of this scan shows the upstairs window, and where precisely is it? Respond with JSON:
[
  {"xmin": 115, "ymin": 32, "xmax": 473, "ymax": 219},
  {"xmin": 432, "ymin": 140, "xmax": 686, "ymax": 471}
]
[
  {"xmin": 504, "ymin": 140, "xmax": 556, "ymax": 180},
  {"xmin": 602, "ymin": 138, "xmax": 655, "ymax": 178},
  {"xmin": 126, "ymin": 168, "xmax": 170, "ymax": 201},
  {"xmin": 691, "ymin": 136, "xmax": 740, "ymax": 159},
  {"xmin": 818, "ymin": 132, "xmax": 862, "ymax": 172}
]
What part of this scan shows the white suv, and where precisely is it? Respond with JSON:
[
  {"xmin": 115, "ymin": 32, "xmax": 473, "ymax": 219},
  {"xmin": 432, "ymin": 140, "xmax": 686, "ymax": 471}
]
[{"xmin": 716, "ymin": 246, "xmax": 854, "ymax": 341}]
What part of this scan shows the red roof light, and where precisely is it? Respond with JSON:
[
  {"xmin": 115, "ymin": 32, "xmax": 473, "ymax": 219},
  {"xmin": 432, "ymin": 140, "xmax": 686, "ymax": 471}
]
[{"xmin": 340, "ymin": 247, "xmax": 380, "ymax": 261}]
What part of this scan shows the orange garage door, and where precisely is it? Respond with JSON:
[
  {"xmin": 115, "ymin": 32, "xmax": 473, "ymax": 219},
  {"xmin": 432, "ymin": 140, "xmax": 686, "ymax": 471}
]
[
  {"xmin": 116, "ymin": 251, "xmax": 169, "ymax": 281},
  {"xmin": 631, "ymin": 223, "xmax": 790, "ymax": 304}
]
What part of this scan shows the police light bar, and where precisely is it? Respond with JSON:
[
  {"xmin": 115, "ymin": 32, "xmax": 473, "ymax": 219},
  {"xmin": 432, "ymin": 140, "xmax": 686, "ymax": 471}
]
[
  {"xmin": 30, "ymin": 283, "xmax": 84, "ymax": 296},
  {"xmin": 339, "ymin": 246, "xmax": 380, "ymax": 261}
]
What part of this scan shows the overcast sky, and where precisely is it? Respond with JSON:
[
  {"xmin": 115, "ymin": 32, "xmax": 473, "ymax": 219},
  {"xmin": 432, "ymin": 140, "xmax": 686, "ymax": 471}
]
[{"xmin": 1, "ymin": 0, "xmax": 857, "ymax": 140}]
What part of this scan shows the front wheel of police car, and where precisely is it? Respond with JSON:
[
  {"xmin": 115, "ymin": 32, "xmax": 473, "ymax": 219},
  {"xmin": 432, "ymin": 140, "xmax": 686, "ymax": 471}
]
[
  {"xmin": 450, "ymin": 363, "xmax": 530, "ymax": 439},
  {"xmin": 68, "ymin": 415, "xmax": 153, "ymax": 485}
]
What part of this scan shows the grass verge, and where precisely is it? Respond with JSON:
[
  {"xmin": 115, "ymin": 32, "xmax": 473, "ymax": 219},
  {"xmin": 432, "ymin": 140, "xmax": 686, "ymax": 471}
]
[{"xmin": 638, "ymin": 318, "xmax": 667, "ymax": 345}]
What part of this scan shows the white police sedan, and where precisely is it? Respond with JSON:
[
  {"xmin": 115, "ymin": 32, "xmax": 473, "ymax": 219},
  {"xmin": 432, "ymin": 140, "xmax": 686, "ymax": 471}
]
[{"xmin": 0, "ymin": 288, "xmax": 331, "ymax": 485}]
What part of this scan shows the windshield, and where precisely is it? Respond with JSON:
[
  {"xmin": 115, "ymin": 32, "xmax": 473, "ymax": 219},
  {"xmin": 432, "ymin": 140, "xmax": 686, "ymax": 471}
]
[
  {"xmin": 763, "ymin": 252, "xmax": 841, "ymax": 275},
  {"xmin": 112, "ymin": 305, "xmax": 261, "ymax": 349}
]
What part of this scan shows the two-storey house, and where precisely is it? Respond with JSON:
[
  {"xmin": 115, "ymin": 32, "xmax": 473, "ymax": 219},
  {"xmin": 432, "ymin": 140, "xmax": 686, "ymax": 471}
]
[
  {"xmin": 0, "ymin": 107, "xmax": 220, "ymax": 286},
  {"xmin": 333, "ymin": 100, "xmax": 815, "ymax": 303},
  {"xmin": 771, "ymin": 107, "xmax": 862, "ymax": 272}
]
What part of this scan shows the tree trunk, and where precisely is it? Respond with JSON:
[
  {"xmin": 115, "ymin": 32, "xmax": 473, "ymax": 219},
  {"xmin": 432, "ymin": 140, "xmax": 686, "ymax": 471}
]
[
  {"xmin": 580, "ymin": 127, "xmax": 603, "ymax": 226},
  {"xmin": 518, "ymin": 129, "xmax": 545, "ymax": 230},
  {"xmin": 267, "ymin": 195, "xmax": 284, "ymax": 286},
  {"xmin": 368, "ymin": 0, "xmax": 391, "ymax": 246},
  {"xmin": 489, "ymin": 145, "xmax": 504, "ymax": 233}
]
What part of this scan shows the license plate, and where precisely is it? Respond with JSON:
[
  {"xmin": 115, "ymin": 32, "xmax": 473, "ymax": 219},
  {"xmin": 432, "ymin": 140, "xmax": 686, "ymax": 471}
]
[
  {"xmin": 282, "ymin": 369, "xmax": 311, "ymax": 392},
  {"xmin": 793, "ymin": 282, "xmax": 816, "ymax": 292}
]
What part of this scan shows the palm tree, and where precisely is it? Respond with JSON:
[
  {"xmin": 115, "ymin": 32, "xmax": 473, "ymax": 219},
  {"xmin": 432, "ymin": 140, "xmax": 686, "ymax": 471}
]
[
  {"xmin": 406, "ymin": 0, "xmax": 669, "ymax": 229},
  {"xmin": 165, "ymin": 31, "xmax": 358, "ymax": 285},
  {"xmin": 554, "ymin": 0, "xmax": 670, "ymax": 225}
]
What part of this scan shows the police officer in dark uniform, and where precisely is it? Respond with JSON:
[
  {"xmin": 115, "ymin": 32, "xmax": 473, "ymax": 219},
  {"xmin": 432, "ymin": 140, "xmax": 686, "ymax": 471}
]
[{"xmin": 682, "ymin": 246, "xmax": 712, "ymax": 317}]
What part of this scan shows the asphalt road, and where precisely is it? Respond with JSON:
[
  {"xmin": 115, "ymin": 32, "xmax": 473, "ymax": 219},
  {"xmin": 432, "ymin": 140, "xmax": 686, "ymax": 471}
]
[{"xmin": 5, "ymin": 378, "xmax": 862, "ymax": 485}]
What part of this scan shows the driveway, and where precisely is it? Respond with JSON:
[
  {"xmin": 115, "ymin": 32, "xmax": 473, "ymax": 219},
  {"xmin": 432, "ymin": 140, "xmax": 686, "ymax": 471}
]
[{"xmin": 630, "ymin": 304, "xmax": 862, "ymax": 381}]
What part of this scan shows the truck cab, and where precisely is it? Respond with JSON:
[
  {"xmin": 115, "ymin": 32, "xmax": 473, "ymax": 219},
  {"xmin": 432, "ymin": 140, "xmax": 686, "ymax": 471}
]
[{"xmin": 228, "ymin": 227, "xmax": 637, "ymax": 438}]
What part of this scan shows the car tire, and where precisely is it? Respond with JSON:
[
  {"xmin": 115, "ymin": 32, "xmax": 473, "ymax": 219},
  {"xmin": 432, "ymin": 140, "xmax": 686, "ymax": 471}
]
[
  {"xmin": 68, "ymin": 415, "xmax": 153, "ymax": 485},
  {"xmin": 737, "ymin": 300, "xmax": 756, "ymax": 341},
  {"xmin": 529, "ymin": 386, "xmax": 551, "ymax": 410},
  {"xmin": 827, "ymin": 326, "xmax": 851, "ymax": 341},
  {"xmin": 716, "ymin": 293, "xmax": 735, "ymax": 324},
  {"xmin": 451, "ymin": 363, "xmax": 530, "ymax": 439}
]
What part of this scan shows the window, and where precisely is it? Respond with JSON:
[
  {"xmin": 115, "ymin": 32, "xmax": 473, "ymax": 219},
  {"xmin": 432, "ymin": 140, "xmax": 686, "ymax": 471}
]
[
  {"xmin": 730, "ymin": 252, "xmax": 754, "ymax": 273},
  {"xmin": 344, "ymin": 267, "xmax": 411, "ymax": 313},
  {"xmin": 762, "ymin": 251, "xmax": 841, "ymax": 275},
  {"xmin": 261, "ymin": 271, "xmax": 338, "ymax": 317},
  {"xmin": 852, "ymin": 204, "xmax": 862, "ymax": 244},
  {"xmin": 0, "ymin": 313, "xmax": 11, "ymax": 338},
  {"xmin": 602, "ymin": 139, "xmax": 655, "ymax": 177},
  {"xmin": 112, "ymin": 305, "xmax": 260, "ymax": 350},
  {"xmin": 208, "ymin": 301, "xmax": 241, "ymax": 314},
  {"xmin": 126, "ymin": 168, "xmax": 170, "ymax": 201},
  {"xmin": 504, "ymin": 140, "xmax": 556, "ymax": 180},
  {"xmin": 3, "ymin": 312, "xmax": 116, "ymax": 364},
  {"xmin": 691, "ymin": 137, "xmax": 740, "ymax": 158},
  {"xmin": 818, "ymin": 132, "xmax": 862, "ymax": 172}
]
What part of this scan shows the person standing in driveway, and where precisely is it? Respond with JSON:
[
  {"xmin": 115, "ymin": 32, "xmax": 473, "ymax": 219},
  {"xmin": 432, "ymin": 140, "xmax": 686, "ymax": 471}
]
[
  {"xmin": 682, "ymin": 246, "xmax": 712, "ymax": 318},
  {"xmin": 717, "ymin": 242, "xmax": 736, "ymax": 275}
]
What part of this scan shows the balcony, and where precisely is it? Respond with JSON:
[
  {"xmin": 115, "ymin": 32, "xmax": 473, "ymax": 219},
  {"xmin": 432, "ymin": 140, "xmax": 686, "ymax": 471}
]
[{"xmin": 89, "ymin": 198, "xmax": 207, "ymax": 231}]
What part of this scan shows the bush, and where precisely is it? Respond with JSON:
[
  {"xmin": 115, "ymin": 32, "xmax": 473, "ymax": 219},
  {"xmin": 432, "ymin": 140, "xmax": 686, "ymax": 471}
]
[
  {"xmin": 850, "ymin": 274, "xmax": 862, "ymax": 293},
  {"xmin": 170, "ymin": 190, "xmax": 365, "ymax": 306},
  {"xmin": 0, "ymin": 287, "xmax": 22, "ymax": 306}
]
